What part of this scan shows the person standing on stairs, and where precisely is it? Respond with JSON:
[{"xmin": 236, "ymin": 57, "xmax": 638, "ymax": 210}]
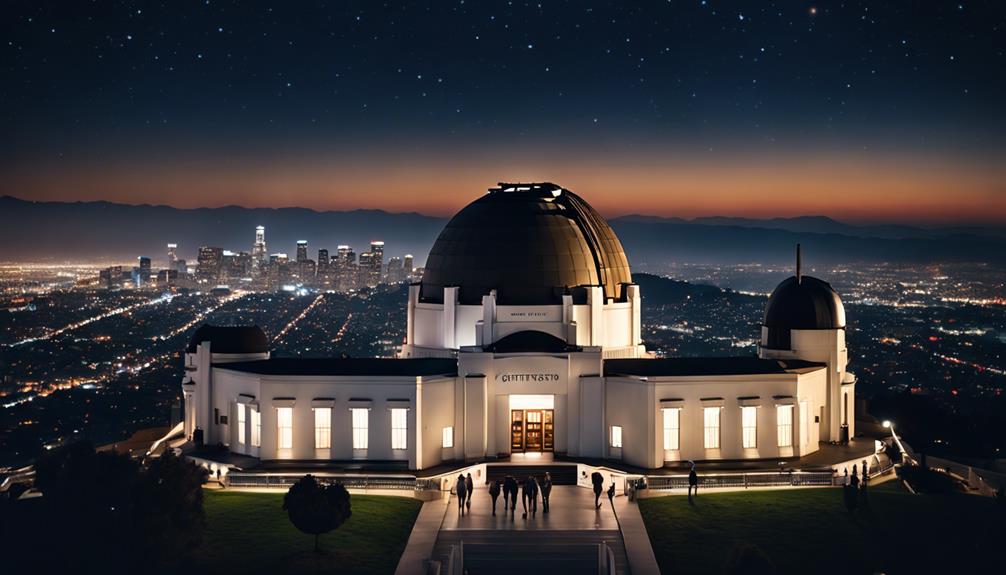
[
  {"xmin": 541, "ymin": 472, "xmax": 553, "ymax": 514},
  {"xmin": 455, "ymin": 473, "xmax": 467, "ymax": 515},
  {"xmin": 489, "ymin": 479, "xmax": 501, "ymax": 516},
  {"xmin": 591, "ymin": 471, "xmax": 604, "ymax": 509},
  {"xmin": 465, "ymin": 473, "xmax": 474, "ymax": 511},
  {"xmin": 505, "ymin": 475, "xmax": 519, "ymax": 518}
]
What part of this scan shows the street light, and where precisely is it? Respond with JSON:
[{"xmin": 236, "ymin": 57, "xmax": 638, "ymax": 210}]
[{"xmin": 882, "ymin": 420, "xmax": 908, "ymax": 465}]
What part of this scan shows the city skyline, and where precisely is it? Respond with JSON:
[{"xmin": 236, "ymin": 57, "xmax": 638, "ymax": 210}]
[{"xmin": 3, "ymin": 2, "xmax": 1005, "ymax": 224}]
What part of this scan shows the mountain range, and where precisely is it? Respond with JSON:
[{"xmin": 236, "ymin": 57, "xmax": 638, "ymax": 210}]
[{"xmin": 1, "ymin": 195, "xmax": 1004, "ymax": 267}]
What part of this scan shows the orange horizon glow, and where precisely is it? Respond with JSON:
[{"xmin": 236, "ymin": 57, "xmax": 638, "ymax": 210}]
[{"xmin": 5, "ymin": 150, "xmax": 1004, "ymax": 224}]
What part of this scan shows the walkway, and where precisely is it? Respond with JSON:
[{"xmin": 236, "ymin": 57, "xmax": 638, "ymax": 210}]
[{"xmin": 434, "ymin": 485, "xmax": 629, "ymax": 574}]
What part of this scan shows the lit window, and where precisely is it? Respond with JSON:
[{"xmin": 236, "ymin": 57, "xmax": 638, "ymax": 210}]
[
  {"xmin": 777, "ymin": 405, "xmax": 794, "ymax": 447},
  {"xmin": 391, "ymin": 408, "xmax": 408, "ymax": 450},
  {"xmin": 742, "ymin": 406, "xmax": 757, "ymax": 448},
  {"xmin": 662, "ymin": 408, "xmax": 680, "ymax": 450},
  {"xmin": 703, "ymin": 407, "xmax": 720, "ymax": 449},
  {"xmin": 314, "ymin": 407, "xmax": 332, "ymax": 449},
  {"xmin": 237, "ymin": 403, "xmax": 246, "ymax": 445},
  {"xmin": 610, "ymin": 425, "xmax": 623, "ymax": 448},
  {"xmin": 442, "ymin": 426, "xmax": 454, "ymax": 448},
  {"xmin": 251, "ymin": 409, "xmax": 261, "ymax": 447},
  {"xmin": 277, "ymin": 407, "xmax": 293, "ymax": 450},
  {"xmin": 351, "ymin": 408, "xmax": 369, "ymax": 450}
]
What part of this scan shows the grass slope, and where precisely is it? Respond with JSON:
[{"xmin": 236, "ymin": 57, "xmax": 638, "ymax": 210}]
[
  {"xmin": 638, "ymin": 483, "xmax": 1004, "ymax": 574},
  {"xmin": 192, "ymin": 490, "xmax": 422, "ymax": 575}
]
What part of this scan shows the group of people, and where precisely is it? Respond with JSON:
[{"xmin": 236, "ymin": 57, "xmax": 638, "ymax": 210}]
[
  {"xmin": 841, "ymin": 459, "xmax": 870, "ymax": 511},
  {"xmin": 454, "ymin": 471, "xmax": 555, "ymax": 518}
]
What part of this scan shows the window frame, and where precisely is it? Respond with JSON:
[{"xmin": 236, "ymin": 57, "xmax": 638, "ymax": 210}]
[
  {"xmin": 391, "ymin": 408, "xmax": 408, "ymax": 450},
  {"xmin": 314, "ymin": 407, "xmax": 332, "ymax": 450},
  {"xmin": 442, "ymin": 426, "xmax": 454, "ymax": 448},
  {"xmin": 610, "ymin": 425, "xmax": 623, "ymax": 448},
  {"xmin": 277, "ymin": 407, "xmax": 293, "ymax": 450},
  {"xmin": 236, "ymin": 403, "xmax": 246, "ymax": 445},
  {"xmin": 703, "ymin": 407, "xmax": 721, "ymax": 449},
  {"xmin": 741, "ymin": 406, "xmax": 758, "ymax": 449},
  {"xmin": 777, "ymin": 404, "xmax": 794, "ymax": 447},
  {"xmin": 662, "ymin": 407, "xmax": 680, "ymax": 451},
  {"xmin": 351, "ymin": 407, "xmax": 369, "ymax": 450}
]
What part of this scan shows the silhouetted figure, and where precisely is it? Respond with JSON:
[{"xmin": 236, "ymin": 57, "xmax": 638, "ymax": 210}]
[
  {"xmin": 489, "ymin": 479, "xmax": 501, "ymax": 516},
  {"xmin": 607, "ymin": 482, "xmax": 616, "ymax": 508},
  {"xmin": 591, "ymin": 471, "xmax": 604, "ymax": 509},
  {"xmin": 504, "ymin": 475, "xmax": 519, "ymax": 517},
  {"xmin": 522, "ymin": 475, "xmax": 539, "ymax": 517},
  {"xmin": 541, "ymin": 472, "xmax": 553, "ymax": 513},
  {"xmin": 455, "ymin": 473, "xmax": 467, "ymax": 515},
  {"xmin": 850, "ymin": 467, "xmax": 860, "ymax": 490},
  {"xmin": 688, "ymin": 464, "xmax": 699, "ymax": 501},
  {"xmin": 465, "ymin": 473, "xmax": 474, "ymax": 510}
]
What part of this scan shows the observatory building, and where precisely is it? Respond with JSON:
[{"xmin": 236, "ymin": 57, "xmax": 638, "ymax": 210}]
[{"xmin": 181, "ymin": 183, "xmax": 855, "ymax": 470}]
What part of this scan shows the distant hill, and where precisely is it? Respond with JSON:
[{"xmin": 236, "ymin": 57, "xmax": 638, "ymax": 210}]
[
  {"xmin": 0, "ymin": 196, "xmax": 447, "ymax": 264},
  {"xmin": 1, "ymin": 196, "xmax": 1003, "ymax": 266}
]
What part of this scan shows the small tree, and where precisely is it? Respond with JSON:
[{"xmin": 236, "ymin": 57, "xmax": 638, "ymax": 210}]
[{"xmin": 283, "ymin": 474, "xmax": 351, "ymax": 552}]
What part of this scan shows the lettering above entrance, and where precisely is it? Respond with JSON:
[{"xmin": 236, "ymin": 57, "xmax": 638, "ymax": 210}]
[
  {"xmin": 496, "ymin": 373, "xmax": 560, "ymax": 383},
  {"xmin": 498, "ymin": 307, "xmax": 560, "ymax": 322}
]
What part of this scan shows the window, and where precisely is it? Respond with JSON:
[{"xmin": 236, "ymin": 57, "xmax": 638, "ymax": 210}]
[
  {"xmin": 741, "ymin": 406, "xmax": 757, "ymax": 449},
  {"xmin": 777, "ymin": 405, "xmax": 794, "ymax": 447},
  {"xmin": 703, "ymin": 407, "xmax": 720, "ymax": 449},
  {"xmin": 237, "ymin": 403, "xmax": 246, "ymax": 444},
  {"xmin": 391, "ymin": 408, "xmax": 408, "ymax": 450},
  {"xmin": 314, "ymin": 408, "xmax": 332, "ymax": 449},
  {"xmin": 610, "ymin": 425, "xmax": 623, "ymax": 448},
  {"xmin": 442, "ymin": 426, "xmax": 454, "ymax": 448},
  {"xmin": 251, "ymin": 409, "xmax": 261, "ymax": 447},
  {"xmin": 662, "ymin": 408, "xmax": 680, "ymax": 450},
  {"xmin": 277, "ymin": 407, "xmax": 293, "ymax": 450},
  {"xmin": 351, "ymin": 408, "xmax": 369, "ymax": 450}
]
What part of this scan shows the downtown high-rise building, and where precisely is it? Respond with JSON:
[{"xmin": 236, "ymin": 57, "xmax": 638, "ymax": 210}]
[
  {"xmin": 404, "ymin": 254, "xmax": 414, "ymax": 281},
  {"xmin": 296, "ymin": 240, "xmax": 309, "ymax": 263},
  {"xmin": 197, "ymin": 246, "xmax": 224, "ymax": 282},
  {"xmin": 251, "ymin": 226, "xmax": 267, "ymax": 264},
  {"xmin": 167, "ymin": 243, "xmax": 178, "ymax": 263}
]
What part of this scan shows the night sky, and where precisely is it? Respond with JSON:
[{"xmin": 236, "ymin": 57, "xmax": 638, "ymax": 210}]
[{"xmin": 3, "ymin": 1, "xmax": 1004, "ymax": 222}]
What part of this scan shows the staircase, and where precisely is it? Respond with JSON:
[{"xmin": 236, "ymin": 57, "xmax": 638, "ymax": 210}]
[
  {"xmin": 431, "ymin": 529, "xmax": 629, "ymax": 574},
  {"xmin": 485, "ymin": 463, "xmax": 579, "ymax": 485}
]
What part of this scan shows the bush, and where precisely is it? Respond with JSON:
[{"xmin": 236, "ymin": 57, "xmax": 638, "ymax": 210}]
[{"xmin": 723, "ymin": 543, "xmax": 776, "ymax": 575}]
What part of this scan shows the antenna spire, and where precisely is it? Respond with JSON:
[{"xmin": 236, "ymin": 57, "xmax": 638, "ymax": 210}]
[{"xmin": 796, "ymin": 243, "xmax": 802, "ymax": 284}]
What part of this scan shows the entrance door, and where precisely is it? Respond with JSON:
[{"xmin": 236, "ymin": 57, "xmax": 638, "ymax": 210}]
[{"xmin": 510, "ymin": 409, "xmax": 554, "ymax": 452}]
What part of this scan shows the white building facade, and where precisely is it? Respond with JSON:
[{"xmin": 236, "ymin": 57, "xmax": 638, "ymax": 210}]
[{"xmin": 181, "ymin": 183, "xmax": 855, "ymax": 470}]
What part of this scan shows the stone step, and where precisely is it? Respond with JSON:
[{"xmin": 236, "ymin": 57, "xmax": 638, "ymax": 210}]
[{"xmin": 432, "ymin": 530, "xmax": 629, "ymax": 574}]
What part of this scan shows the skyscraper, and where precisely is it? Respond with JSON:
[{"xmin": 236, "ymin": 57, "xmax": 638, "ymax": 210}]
[
  {"xmin": 386, "ymin": 256, "xmax": 404, "ymax": 283},
  {"xmin": 296, "ymin": 240, "xmax": 309, "ymax": 263},
  {"xmin": 197, "ymin": 246, "xmax": 224, "ymax": 282},
  {"xmin": 366, "ymin": 240, "xmax": 385, "ymax": 287},
  {"xmin": 136, "ymin": 256, "xmax": 152, "ymax": 286},
  {"xmin": 167, "ymin": 243, "xmax": 178, "ymax": 263},
  {"xmin": 403, "ymin": 254, "xmax": 414, "ymax": 281},
  {"xmin": 252, "ymin": 226, "xmax": 267, "ymax": 264}
]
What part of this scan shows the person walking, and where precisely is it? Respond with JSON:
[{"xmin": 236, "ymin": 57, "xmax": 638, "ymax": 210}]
[
  {"xmin": 591, "ymin": 471, "xmax": 604, "ymax": 509},
  {"xmin": 688, "ymin": 462, "xmax": 698, "ymax": 501},
  {"xmin": 504, "ymin": 475, "xmax": 519, "ymax": 517},
  {"xmin": 455, "ymin": 473, "xmax": 467, "ymax": 515},
  {"xmin": 521, "ymin": 475, "xmax": 538, "ymax": 518},
  {"xmin": 541, "ymin": 472, "xmax": 553, "ymax": 514},
  {"xmin": 465, "ymin": 473, "xmax": 474, "ymax": 511},
  {"xmin": 489, "ymin": 479, "xmax": 501, "ymax": 516}
]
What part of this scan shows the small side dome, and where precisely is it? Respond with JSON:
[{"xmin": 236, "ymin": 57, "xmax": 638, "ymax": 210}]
[
  {"xmin": 186, "ymin": 324, "xmax": 269, "ymax": 354},
  {"xmin": 762, "ymin": 273, "xmax": 846, "ymax": 350},
  {"xmin": 764, "ymin": 275, "xmax": 846, "ymax": 331}
]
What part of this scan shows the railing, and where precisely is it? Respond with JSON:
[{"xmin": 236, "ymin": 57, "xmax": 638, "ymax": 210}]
[
  {"xmin": 227, "ymin": 472, "xmax": 424, "ymax": 490},
  {"xmin": 644, "ymin": 470, "xmax": 835, "ymax": 491}
]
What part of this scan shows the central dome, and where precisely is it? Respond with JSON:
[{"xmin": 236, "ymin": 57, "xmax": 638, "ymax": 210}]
[{"xmin": 420, "ymin": 183, "xmax": 632, "ymax": 305}]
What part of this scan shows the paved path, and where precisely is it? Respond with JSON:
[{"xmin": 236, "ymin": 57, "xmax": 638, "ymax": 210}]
[
  {"xmin": 613, "ymin": 495, "xmax": 661, "ymax": 575},
  {"xmin": 394, "ymin": 493, "xmax": 450, "ymax": 575},
  {"xmin": 441, "ymin": 484, "xmax": 619, "ymax": 531}
]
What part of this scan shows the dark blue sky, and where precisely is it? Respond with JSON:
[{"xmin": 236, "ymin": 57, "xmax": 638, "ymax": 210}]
[{"xmin": 3, "ymin": 1, "xmax": 1004, "ymax": 221}]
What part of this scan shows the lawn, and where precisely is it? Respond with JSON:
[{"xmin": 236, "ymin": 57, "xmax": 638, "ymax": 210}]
[
  {"xmin": 189, "ymin": 490, "xmax": 422, "ymax": 575},
  {"xmin": 638, "ymin": 482, "xmax": 1004, "ymax": 574}
]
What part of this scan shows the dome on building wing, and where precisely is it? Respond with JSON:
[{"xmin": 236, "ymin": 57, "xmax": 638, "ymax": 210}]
[
  {"xmin": 186, "ymin": 324, "xmax": 269, "ymax": 354},
  {"xmin": 419, "ymin": 182, "xmax": 632, "ymax": 305}
]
